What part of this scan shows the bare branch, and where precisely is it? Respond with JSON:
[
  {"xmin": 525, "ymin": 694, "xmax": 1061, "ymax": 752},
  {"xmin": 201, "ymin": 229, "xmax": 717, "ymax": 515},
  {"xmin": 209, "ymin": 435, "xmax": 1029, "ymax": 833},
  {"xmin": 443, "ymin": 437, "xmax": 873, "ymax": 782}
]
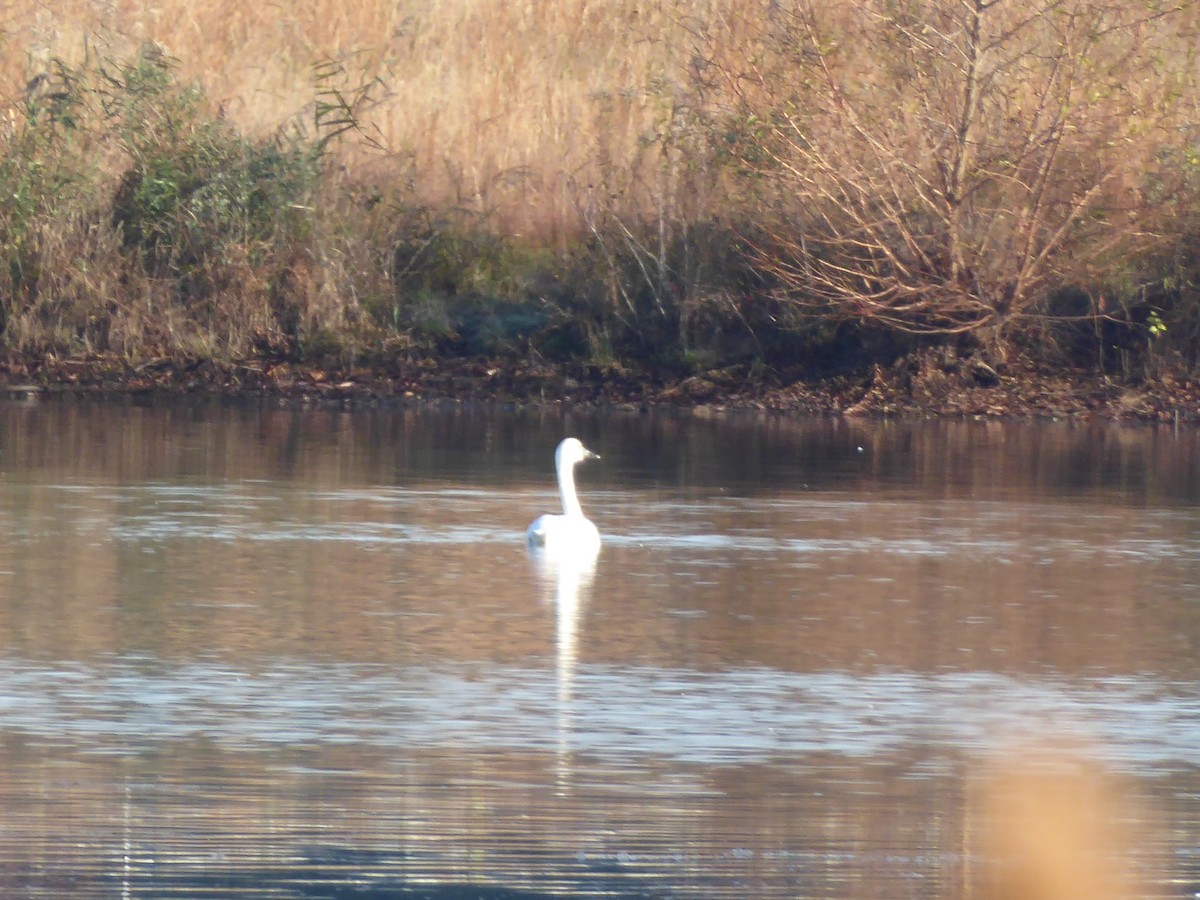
[{"xmin": 718, "ymin": 0, "xmax": 1182, "ymax": 351}]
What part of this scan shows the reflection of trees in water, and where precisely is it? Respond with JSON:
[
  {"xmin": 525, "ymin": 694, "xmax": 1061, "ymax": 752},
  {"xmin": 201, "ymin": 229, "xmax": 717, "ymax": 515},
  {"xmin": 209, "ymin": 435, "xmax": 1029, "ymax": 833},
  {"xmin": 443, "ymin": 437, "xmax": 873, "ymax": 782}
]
[
  {"xmin": 0, "ymin": 398, "xmax": 1191, "ymax": 895},
  {"xmin": 3, "ymin": 399, "xmax": 1198, "ymax": 499},
  {"xmin": 0, "ymin": 402, "xmax": 1196, "ymax": 674},
  {"xmin": 0, "ymin": 733, "xmax": 1172, "ymax": 898}
]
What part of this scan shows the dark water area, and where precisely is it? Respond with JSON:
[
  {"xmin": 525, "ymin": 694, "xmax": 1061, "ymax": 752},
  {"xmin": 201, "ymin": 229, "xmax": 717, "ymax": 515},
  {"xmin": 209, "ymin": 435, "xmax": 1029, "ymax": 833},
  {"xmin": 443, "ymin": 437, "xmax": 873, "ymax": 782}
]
[{"xmin": 0, "ymin": 397, "xmax": 1198, "ymax": 897}]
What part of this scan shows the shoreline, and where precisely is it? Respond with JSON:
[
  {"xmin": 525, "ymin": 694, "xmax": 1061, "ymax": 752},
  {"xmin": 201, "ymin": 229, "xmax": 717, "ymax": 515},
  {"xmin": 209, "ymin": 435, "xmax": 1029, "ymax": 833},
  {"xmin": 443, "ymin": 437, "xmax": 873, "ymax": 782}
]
[{"xmin": 2, "ymin": 352, "xmax": 1197, "ymax": 422}]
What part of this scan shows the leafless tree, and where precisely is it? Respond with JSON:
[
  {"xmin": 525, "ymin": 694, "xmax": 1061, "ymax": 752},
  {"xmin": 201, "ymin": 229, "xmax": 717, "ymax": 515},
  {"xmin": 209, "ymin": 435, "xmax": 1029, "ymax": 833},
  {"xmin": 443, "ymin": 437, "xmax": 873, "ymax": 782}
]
[{"xmin": 724, "ymin": 0, "xmax": 1190, "ymax": 357}]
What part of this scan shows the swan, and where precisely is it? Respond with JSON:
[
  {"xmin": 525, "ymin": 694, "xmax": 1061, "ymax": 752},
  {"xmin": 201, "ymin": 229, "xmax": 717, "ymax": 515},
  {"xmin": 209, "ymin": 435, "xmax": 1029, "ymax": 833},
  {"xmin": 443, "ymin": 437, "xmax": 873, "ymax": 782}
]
[{"xmin": 526, "ymin": 437, "xmax": 601, "ymax": 552}]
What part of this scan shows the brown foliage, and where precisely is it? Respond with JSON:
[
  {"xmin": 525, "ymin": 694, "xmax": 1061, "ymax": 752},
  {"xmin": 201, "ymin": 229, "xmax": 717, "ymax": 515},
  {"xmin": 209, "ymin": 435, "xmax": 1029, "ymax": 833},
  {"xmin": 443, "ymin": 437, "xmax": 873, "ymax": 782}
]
[
  {"xmin": 720, "ymin": 0, "xmax": 1195, "ymax": 353},
  {"xmin": 2, "ymin": 0, "xmax": 1200, "ymax": 374}
]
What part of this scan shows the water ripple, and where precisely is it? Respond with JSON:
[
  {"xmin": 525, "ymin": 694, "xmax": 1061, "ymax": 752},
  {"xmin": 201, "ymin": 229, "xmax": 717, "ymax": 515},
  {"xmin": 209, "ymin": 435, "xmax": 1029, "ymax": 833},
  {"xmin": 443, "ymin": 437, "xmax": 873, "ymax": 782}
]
[{"xmin": 0, "ymin": 660, "xmax": 1194, "ymax": 773}]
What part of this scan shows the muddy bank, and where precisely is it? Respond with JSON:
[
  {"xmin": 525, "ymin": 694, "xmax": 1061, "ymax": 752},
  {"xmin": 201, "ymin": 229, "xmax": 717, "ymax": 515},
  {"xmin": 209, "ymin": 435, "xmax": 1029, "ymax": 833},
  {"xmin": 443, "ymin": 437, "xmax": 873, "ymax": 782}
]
[{"xmin": 1, "ymin": 351, "xmax": 1197, "ymax": 421}]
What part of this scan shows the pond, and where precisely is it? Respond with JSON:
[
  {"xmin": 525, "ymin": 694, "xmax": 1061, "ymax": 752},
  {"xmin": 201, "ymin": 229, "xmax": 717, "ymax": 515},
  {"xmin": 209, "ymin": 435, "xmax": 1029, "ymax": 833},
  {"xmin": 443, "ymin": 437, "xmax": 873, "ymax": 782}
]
[{"xmin": 0, "ymin": 397, "xmax": 1197, "ymax": 898}]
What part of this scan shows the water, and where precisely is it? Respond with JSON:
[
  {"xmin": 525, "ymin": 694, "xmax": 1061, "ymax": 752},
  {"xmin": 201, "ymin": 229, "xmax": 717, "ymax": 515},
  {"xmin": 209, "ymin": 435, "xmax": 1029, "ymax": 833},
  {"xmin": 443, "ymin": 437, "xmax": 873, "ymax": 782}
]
[{"xmin": 0, "ymin": 398, "xmax": 1198, "ymax": 897}]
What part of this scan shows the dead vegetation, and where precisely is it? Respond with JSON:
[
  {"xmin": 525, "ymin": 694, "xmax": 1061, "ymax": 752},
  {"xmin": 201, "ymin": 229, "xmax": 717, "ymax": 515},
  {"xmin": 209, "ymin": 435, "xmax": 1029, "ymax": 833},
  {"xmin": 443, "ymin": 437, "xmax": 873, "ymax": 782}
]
[{"xmin": 0, "ymin": 0, "xmax": 1199, "ymax": 407}]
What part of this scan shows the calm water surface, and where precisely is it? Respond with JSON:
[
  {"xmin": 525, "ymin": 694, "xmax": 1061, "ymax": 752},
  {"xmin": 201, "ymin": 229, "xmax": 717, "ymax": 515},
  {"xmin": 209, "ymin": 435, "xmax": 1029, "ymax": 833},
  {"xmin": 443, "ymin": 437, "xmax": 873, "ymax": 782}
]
[{"xmin": 0, "ymin": 398, "xmax": 1198, "ymax": 897}]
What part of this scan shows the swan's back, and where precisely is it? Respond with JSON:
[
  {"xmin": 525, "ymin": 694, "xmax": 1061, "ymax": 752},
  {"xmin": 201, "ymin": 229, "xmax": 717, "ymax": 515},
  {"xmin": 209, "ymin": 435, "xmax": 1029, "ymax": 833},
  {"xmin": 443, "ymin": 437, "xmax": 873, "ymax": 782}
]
[{"xmin": 526, "ymin": 513, "xmax": 600, "ymax": 551}]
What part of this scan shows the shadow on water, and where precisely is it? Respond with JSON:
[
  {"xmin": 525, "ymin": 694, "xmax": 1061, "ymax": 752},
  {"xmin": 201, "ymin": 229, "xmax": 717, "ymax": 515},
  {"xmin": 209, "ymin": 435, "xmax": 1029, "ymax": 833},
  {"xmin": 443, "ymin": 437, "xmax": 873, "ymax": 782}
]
[{"xmin": 110, "ymin": 850, "xmax": 646, "ymax": 900}]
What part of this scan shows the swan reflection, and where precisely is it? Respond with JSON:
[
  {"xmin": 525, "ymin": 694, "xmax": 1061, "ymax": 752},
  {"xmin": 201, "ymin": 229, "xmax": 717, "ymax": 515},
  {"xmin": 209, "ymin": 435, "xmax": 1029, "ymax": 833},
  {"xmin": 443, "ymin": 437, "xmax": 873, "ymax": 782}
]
[{"xmin": 528, "ymin": 543, "xmax": 598, "ymax": 791}]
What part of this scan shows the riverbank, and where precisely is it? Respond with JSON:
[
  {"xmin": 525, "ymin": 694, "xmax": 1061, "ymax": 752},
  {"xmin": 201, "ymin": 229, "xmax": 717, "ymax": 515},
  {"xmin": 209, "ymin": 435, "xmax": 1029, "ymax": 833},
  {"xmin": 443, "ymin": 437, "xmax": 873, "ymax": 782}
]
[
  {"xmin": 5, "ymin": 15, "xmax": 1200, "ymax": 422},
  {"xmin": 4, "ymin": 351, "xmax": 1197, "ymax": 421}
]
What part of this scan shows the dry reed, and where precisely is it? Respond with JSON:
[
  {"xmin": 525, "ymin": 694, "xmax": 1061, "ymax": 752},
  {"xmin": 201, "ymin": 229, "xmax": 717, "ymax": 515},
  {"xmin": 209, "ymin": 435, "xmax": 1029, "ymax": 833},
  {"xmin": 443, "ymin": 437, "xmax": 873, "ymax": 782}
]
[
  {"xmin": 2, "ymin": 0, "xmax": 1198, "ymax": 370},
  {"xmin": 0, "ymin": 0, "xmax": 747, "ymax": 236}
]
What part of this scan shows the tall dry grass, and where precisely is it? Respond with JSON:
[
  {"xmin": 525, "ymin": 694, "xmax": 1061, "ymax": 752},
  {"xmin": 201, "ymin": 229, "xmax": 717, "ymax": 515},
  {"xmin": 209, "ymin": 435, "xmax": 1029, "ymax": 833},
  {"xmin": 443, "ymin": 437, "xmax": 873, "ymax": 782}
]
[
  {"xmin": 2, "ymin": 0, "xmax": 1198, "ymax": 373},
  {"xmin": 1, "ymin": 0, "xmax": 749, "ymax": 236}
]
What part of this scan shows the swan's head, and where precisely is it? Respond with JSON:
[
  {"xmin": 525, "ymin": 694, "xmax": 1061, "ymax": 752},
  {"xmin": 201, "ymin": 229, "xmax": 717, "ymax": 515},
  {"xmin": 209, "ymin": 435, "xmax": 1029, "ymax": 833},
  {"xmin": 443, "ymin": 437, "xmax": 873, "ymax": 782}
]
[{"xmin": 556, "ymin": 437, "xmax": 600, "ymax": 469}]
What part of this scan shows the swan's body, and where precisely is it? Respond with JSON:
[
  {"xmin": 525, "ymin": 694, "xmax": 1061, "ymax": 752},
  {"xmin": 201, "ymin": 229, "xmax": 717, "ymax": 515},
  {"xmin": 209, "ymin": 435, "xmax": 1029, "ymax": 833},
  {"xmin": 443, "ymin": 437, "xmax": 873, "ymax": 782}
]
[{"xmin": 526, "ymin": 438, "xmax": 601, "ymax": 553}]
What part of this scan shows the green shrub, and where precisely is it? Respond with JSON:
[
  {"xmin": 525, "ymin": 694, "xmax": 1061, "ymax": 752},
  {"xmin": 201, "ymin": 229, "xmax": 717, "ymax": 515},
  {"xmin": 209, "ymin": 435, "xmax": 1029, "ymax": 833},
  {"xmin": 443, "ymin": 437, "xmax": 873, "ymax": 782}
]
[
  {"xmin": 109, "ymin": 47, "xmax": 319, "ymax": 292},
  {"xmin": 0, "ymin": 56, "xmax": 116, "ymax": 351}
]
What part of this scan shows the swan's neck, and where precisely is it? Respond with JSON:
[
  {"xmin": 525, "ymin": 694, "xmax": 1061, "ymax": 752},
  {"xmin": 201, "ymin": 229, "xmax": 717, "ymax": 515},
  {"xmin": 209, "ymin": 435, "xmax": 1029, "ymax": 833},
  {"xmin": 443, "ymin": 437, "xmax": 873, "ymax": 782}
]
[{"xmin": 557, "ymin": 459, "xmax": 584, "ymax": 518}]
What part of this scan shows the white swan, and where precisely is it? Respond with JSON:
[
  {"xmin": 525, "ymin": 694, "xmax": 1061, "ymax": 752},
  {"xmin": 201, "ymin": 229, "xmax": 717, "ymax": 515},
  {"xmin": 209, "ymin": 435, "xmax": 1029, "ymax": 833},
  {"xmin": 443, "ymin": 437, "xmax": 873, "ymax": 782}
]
[{"xmin": 526, "ymin": 437, "xmax": 601, "ymax": 553}]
